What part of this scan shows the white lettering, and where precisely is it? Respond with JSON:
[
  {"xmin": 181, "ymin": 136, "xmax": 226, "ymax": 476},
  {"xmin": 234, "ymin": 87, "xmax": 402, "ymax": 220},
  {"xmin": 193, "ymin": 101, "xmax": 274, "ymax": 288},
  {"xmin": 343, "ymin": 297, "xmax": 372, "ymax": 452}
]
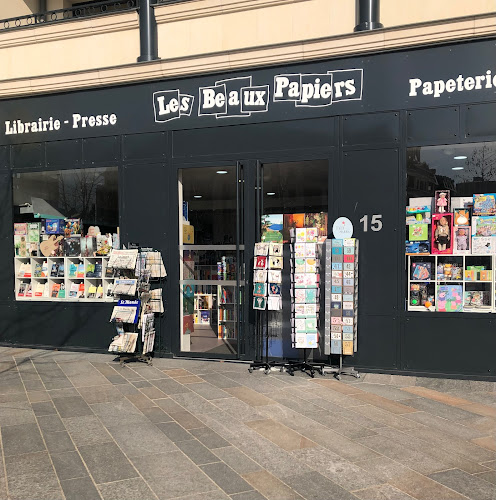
[
  {"xmin": 344, "ymin": 79, "xmax": 356, "ymax": 96},
  {"xmin": 433, "ymin": 80, "xmax": 445, "ymax": 98},
  {"xmin": 228, "ymin": 91, "xmax": 239, "ymax": 106},
  {"xmin": 201, "ymin": 89, "xmax": 217, "ymax": 109},
  {"xmin": 409, "ymin": 78, "xmax": 422, "ymax": 97},
  {"xmin": 274, "ymin": 76, "xmax": 289, "ymax": 98}
]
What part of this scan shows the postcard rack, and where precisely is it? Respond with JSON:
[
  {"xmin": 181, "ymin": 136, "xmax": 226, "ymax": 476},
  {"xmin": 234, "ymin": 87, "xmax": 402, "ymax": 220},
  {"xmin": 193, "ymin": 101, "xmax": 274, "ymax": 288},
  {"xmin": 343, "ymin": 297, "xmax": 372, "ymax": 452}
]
[{"xmin": 108, "ymin": 246, "xmax": 166, "ymax": 366}]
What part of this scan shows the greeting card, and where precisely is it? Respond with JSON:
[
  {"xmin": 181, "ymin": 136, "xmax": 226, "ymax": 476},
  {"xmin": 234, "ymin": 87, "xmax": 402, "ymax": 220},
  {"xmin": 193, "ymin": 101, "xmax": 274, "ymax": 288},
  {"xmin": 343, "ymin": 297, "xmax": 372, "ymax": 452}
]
[
  {"xmin": 268, "ymin": 270, "xmax": 282, "ymax": 283},
  {"xmin": 254, "ymin": 242, "xmax": 269, "ymax": 256},
  {"xmin": 253, "ymin": 283, "xmax": 266, "ymax": 297},
  {"xmin": 269, "ymin": 242, "xmax": 283, "ymax": 256},
  {"xmin": 268, "ymin": 283, "xmax": 281, "ymax": 295},
  {"xmin": 253, "ymin": 296, "xmax": 266, "ymax": 310},
  {"xmin": 254, "ymin": 256, "xmax": 267, "ymax": 269},
  {"xmin": 253, "ymin": 270, "xmax": 267, "ymax": 283}
]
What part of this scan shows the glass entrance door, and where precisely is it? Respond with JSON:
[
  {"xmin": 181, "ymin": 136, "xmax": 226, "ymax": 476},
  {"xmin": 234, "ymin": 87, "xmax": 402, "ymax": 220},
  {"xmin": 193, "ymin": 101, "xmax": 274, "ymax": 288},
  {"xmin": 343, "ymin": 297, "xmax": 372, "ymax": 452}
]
[
  {"xmin": 178, "ymin": 164, "xmax": 244, "ymax": 356},
  {"xmin": 256, "ymin": 159, "xmax": 329, "ymax": 360}
]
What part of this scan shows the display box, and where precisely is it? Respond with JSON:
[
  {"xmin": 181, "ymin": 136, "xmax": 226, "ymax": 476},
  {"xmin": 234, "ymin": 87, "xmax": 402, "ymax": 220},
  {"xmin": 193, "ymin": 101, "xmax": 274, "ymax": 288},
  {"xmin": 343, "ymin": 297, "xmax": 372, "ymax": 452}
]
[{"xmin": 431, "ymin": 213, "xmax": 453, "ymax": 255}]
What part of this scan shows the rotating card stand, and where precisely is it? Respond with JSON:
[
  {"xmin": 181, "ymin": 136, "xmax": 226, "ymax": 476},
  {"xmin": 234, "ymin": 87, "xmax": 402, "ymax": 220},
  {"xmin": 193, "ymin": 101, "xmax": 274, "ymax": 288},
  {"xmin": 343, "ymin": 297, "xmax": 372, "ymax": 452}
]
[{"xmin": 321, "ymin": 238, "xmax": 360, "ymax": 380}]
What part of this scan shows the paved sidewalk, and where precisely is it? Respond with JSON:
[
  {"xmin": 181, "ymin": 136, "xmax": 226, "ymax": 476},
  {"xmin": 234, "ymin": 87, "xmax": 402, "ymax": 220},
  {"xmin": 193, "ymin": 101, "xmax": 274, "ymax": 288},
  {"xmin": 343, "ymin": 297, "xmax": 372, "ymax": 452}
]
[{"xmin": 0, "ymin": 347, "xmax": 494, "ymax": 500}]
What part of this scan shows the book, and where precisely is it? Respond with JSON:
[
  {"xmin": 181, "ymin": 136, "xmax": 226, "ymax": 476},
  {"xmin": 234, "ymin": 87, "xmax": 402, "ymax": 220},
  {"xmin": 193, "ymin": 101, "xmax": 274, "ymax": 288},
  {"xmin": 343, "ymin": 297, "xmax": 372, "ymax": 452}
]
[
  {"xmin": 87, "ymin": 285, "xmax": 97, "ymax": 299},
  {"xmin": 45, "ymin": 219, "xmax": 61, "ymax": 235},
  {"xmin": 41, "ymin": 261, "xmax": 48, "ymax": 278},
  {"xmin": 78, "ymin": 282, "xmax": 85, "ymax": 298},
  {"xmin": 411, "ymin": 262, "xmax": 431, "ymax": 280},
  {"xmin": 472, "ymin": 236, "xmax": 494, "ymax": 254},
  {"xmin": 69, "ymin": 282, "xmax": 79, "ymax": 298},
  {"xmin": 77, "ymin": 263, "xmax": 85, "ymax": 278},
  {"xmin": 33, "ymin": 262, "xmax": 42, "ymax": 277},
  {"xmin": 64, "ymin": 236, "xmax": 81, "ymax": 257},
  {"xmin": 29, "ymin": 242, "xmax": 40, "ymax": 257},
  {"xmin": 51, "ymin": 283, "xmax": 60, "ymax": 298},
  {"xmin": 25, "ymin": 283, "xmax": 33, "ymax": 298},
  {"xmin": 85, "ymin": 263, "xmax": 95, "ymax": 278},
  {"xmin": 68, "ymin": 262, "xmax": 77, "ymax": 278},
  {"xmin": 96, "ymin": 285, "xmax": 104, "ymax": 299},
  {"xmin": 57, "ymin": 263, "xmax": 65, "ymax": 278},
  {"xmin": 50, "ymin": 262, "xmax": 59, "ymax": 277},
  {"xmin": 28, "ymin": 222, "xmax": 40, "ymax": 242},
  {"xmin": 94, "ymin": 262, "xmax": 102, "ymax": 278},
  {"xmin": 409, "ymin": 223, "xmax": 428, "ymax": 241},
  {"xmin": 473, "ymin": 193, "xmax": 496, "ymax": 216},
  {"xmin": 96, "ymin": 234, "xmax": 112, "ymax": 256},
  {"xmin": 64, "ymin": 219, "xmax": 81, "ymax": 236},
  {"xmin": 80, "ymin": 236, "xmax": 96, "ymax": 257},
  {"xmin": 34, "ymin": 282, "xmax": 45, "ymax": 297},
  {"xmin": 17, "ymin": 282, "xmax": 27, "ymax": 297},
  {"xmin": 58, "ymin": 283, "xmax": 66, "ymax": 299},
  {"xmin": 14, "ymin": 235, "xmax": 28, "ymax": 257},
  {"xmin": 436, "ymin": 285, "xmax": 462, "ymax": 312},
  {"xmin": 14, "ymin": 223, "xmax": 27, "ymax": 235},
  {"xmin": 475, "ymin": 216, "xmax": 496, "ymax": 237}
]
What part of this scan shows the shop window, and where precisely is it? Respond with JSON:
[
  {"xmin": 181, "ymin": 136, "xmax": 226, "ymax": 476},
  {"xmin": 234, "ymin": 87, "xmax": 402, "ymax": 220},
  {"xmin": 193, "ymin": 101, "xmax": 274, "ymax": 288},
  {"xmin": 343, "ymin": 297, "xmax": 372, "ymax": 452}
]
[
  {"xmin": 406, "ymin": 142, "xmax": 496, "ymax": 312},
  {"xmin": 13, "ymin": 167, "xmax": 119, "ymax": 301}
]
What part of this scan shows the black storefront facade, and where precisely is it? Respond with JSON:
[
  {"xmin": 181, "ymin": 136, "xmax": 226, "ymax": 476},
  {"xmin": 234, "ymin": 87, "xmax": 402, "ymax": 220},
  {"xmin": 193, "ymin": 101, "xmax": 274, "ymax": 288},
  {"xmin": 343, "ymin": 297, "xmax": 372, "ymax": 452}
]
[{"xmin": 1, "ymin": 36, "xmax": 496, "ymax": 380}]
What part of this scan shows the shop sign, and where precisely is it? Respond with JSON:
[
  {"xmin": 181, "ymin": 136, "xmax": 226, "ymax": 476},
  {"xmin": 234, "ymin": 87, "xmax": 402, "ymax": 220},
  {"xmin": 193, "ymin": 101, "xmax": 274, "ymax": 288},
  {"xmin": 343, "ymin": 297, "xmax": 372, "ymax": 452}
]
[
  {"xmin": 332, "ymin": 217, "xmax": 354, "ymax": 239},
  {"xmin": 153, "ymin": 69, "xmax": 363, "ymax": 122}
]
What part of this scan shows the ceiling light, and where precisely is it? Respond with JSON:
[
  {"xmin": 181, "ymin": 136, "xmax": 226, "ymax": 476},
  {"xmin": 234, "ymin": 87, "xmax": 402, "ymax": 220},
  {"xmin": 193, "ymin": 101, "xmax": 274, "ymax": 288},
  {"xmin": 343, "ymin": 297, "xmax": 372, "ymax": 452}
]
[
  {"xmin": 454, "ymin": 156, "xmax": 467, "ymax": 160},
  {"xmin": 266, "ymin": 192, "xmax": 276, "ymax": 196},
  {"xmin": 216, "ymin": 170, "xmax": 228, "ymax": 174},
  {"xmin": 452, "ymin": 167, "xmax": 464, "ymax": 171},
  {"xmin": 193, "ymin": 195, "xmax": 202, "ymax": 199}
]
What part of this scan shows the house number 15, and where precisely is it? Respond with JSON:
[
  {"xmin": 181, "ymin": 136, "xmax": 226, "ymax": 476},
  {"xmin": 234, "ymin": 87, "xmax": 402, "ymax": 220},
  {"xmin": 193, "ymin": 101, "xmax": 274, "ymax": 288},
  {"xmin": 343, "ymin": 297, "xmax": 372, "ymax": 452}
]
[{"xmin": 359, "ymin": 214, "xmax": 383, "ymax": 232}]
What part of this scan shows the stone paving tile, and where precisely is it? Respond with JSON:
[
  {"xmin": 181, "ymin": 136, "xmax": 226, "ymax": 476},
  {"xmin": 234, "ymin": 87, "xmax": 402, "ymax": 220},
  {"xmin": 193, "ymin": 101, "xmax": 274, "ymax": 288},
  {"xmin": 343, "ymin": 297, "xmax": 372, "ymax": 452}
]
[
  {"xmin": 60, "ymin": 477, "xmax": 102, "ymax": 500},
  {"xmin": 50, "ymin": 450, "xmax": 88, "ymax": 480},
  {"xmin": 245, "ymin": 419, "xmax": 317, "ymax": 452},
  {"xmin": 429, "ymin": 468, "xmax": 496, "ymax": 500},
  {"xmin": 77, "ymin": 385, "xmax": 125, "ymax": 404},
  {"xmin": 242, "ymin": 470, "xmax": 303, "ymax": 500},
  {"xmin": 7, "ymin": 471, "xmax": 64, "ymax": 500},
  {"xmin": 400, "ymin": 396, "xmax": 483, "ymax": 423},
  {"xmin": 91, "ymin": 362, "xmax": 128, "ymax": 385},
  {"xmin": 171, "ymin": 391, "xmax": 221, "ymax": 414},
  {"xmin": 53, "ymin": 395, "xmax": 94, "ymax": 418},
  {"xmin": 107, "ymin": 421, "xmax": 178, "ymax": 457},
  {"xmin": 140, "ymin": 406, "xmax": 173, "ymax": 424},
  {"xmin": 389, "ymin": 469, "xmax": 471, "ymax": 500},
  {"xmin": 44, "ymin": 430, "xmax": 76, "ymax": 453},
  {"xmin": 63, "ymin": 414, "xmax": 113, "ymax": 446},
  {"xmin": 175, "ymin": 375, "xmax": 207, "ymax": 384},
  {"xmin": 212, "ymin": 446, "xmax": 262, "ymax": 474},
  {"xmin": 155, "ymin": 397, "xmax": 189, "ymax": 414},
  {"xmin": 200, "ymin": 462, "xmax": 253, "ymax": 495},
  {"xmin": 27, "ymin": 390, "xmax": 50, "ymax": 402},
  {"xmin": 199, "ymin": 373, "xmax": 242, "ymax": 389},
  {"xmin": 139, "ymin": 386, "xmax": 168, "ymax": 400},
  {"xmin": 212, "ymin": 397, "xmax": 267, "ymax": 422},
  {"xmin": 481, "ymin": 460, "xmax": 496, "ymax": 470},
  {"xmin": 37, "ymin": 414, "xmax": 66, "ymax": 433},
  {"xmin": 353, "ymin": 484, "xmax": 416, "ymax": 500},
  {"xmin": 48, "ymin": 387, "xmax": 80, "ymax": 399},
  {"xmin": 133, "ymin": 380, "xmax": 152, "ymax": 388},
  {"xmin": 190, "ymin": 426, "xmax": 231, "ymax": 449},
  {"xmin": 31, "ymin": 399, "xmax": 57, "ymax": 416},
  {"xmin": 472, "ymin": 436, "xmax": 496, "ymax": 452},
  {"xmin": 187, "ymin": 382, "xmax": 232, "ymax": 400},
  {"xmin": 0, "ymin": 400, "xmax": 36, "ymax": 426},
  {"xmin": 175, "ymin": 439, "xmax": 220, "ymax": 465},
  {"xmin": 151, "ymin": 378, "xmax": 192, "ymax": 395},
  {"xmin": 23, "ymin": 378, "xmax": 46, "ymax": 391},
  {"xmin": 126, "ymin": 392, "xmax": 158, "ymax": 410},
  {"xmin": 59, "ymin": 360, "xmax": 112, "ymax": 388},
  {"xmin": 474, "ymin": 470, "xmax": 496, "ymax": 485},
  {"xmin": 90, "ymin": 400, "xmax": 144, "ymax": 427},
  {"xmin": 2, "ymin": 422, "xmax": 46, "ymax": 456},
  {"xmin": 224, "ymin": 386, "xmax": 274, "ymax": 406},
  {"xmin": 0, "ymin": 392, "xmax": 28, "ymax": 403},
  {"xmin": 230, "ymin": 491, "xmax": 265, "ymax": 500},
  {"xmin": 78, "ymin": 441, "xmax": 139, "ymax": 484},
  {"xmin": 156, "ymin": 421, "xmax": 195, "ymax": 443},
  {"xmin": 168, "ymin": 410, "xmax": 205, "ymax": 429},
  {"xmin": 5, "ymin": 451, "xmax": 54, "ymax": 477},
  {"xmin": 292, "ymin": 447, "xmax": 382, "ymax": 491},
  {"xmin": 98, "ymin": 477, "xmax": 158, "ymax": 500}
]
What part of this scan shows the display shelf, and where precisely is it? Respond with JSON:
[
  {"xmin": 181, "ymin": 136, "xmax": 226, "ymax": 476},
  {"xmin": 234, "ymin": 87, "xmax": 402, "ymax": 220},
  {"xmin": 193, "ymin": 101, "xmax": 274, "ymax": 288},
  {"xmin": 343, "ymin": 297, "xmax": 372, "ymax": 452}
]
[
  {"xmin": 14, "ymin": 256, "xmax": 113, "ymax": 302},
  {"xmin": 217, "ymin": 285, "xmax": 237, "ymax": 340},
  {"xmin": 407, "ymin": 254, "xmax": 495, "ymax": 312}
]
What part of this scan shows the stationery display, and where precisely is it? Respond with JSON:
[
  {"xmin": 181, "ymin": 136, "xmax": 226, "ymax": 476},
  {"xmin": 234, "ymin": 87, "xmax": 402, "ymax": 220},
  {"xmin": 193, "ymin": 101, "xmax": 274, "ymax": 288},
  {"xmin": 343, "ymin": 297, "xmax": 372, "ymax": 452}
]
[
  {"xmin": 324, "ymin": 238, "xmax": 359, "ymax": 357},
  {"xmin": 252, "ymin": 241, "xmax": 283, "ymax": 311},
  {"xmin": 290, "ymin": 227, "xmax": 320, "ymax": 349},
  {"xmin": 407, "ymin": 191, "xmax": 496, "ymax": 313}
]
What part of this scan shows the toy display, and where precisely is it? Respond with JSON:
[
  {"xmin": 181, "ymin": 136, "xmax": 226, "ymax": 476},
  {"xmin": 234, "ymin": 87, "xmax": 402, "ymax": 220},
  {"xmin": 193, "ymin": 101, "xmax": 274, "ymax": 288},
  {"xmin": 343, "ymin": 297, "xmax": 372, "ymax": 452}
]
[
  {"xmin": 432, "ymin": 214, "xmax": 453, "ymax": 254},
  {"xmin": 453, "ymin": 226, "xmax": 471, "ymax": 255},
  {"xmin": 435, "ymin": 190, "xmax": 450, "ymax": 214},
  {"xmin": 409, "ymin": 224, "xmax": 428, "ymax": 241},
  {"xmin": 436, "ymin": 285, "xmax": 462, "ymax": 312},
  {"xmin": 453, "ymin": 208, "xmax": 471, "ymax": 226},
  {"xmin": 473, "ymin": 193, "xmax": 496, "ymax": 216}
]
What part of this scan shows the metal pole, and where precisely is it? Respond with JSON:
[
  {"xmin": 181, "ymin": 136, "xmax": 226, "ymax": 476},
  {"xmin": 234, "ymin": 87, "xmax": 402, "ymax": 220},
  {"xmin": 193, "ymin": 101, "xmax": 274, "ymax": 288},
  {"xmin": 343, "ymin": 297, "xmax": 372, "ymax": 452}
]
[
  {"xmin": 40, "ymin": 0, "xmax": 47, "ymax": 13},
  {"xmin": 354, "ymin": 0, "xmax": 383, "ymax": 32},
  {"xmin": 138, "ymin": 0, "xmax": 159, "ymax": 62}
]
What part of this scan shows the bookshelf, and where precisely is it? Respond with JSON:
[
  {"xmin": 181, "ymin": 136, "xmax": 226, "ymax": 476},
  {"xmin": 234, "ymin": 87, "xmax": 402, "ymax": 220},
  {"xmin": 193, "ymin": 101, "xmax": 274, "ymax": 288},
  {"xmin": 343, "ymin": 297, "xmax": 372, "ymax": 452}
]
[
  {"xmin": 217, "ymin": 284, "xmax": 236, "ymax": 339},
  {"xmin": 407, "ymin": 254, "xmax": 494, "ymax": 312},
  {"xmin": 15, "ymin": 256, "xmax": 115, "ymax": 302},
  {"xmin": 194, "ymin": 293, "xmax": 213, "ymax": 325}
]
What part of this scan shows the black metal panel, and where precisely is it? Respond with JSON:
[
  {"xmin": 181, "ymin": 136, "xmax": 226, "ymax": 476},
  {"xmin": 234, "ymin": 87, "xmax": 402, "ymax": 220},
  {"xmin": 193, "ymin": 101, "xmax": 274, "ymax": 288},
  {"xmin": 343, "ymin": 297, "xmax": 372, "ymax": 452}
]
[
  {"xmin": 341, "ymin": 148, "xmax": 400, "ymax": 316},
  {"xmin": 404, "ymin": 315, "xmax": 496, "ymax": 376},
  {"xmin": 0, "ymin": 173, "xmax": 13, "ymax": 303},
  {"xmin": 121, "ymin": 163, "xmax": 171, "ymax": 354},
  {"xmin": 173, "ymin": 118, "xmax": 334, "ymax": 158},
  {"xmin": 82, "ymin": 136, "xmax": 120, "ymax": 165},
  {"xmin": 343, "ymin": 112, "xmax": 399, "ymax": 147},
  {"xmin": 0, "ymin": 146, "xmax": 9, "ymax": 169},
  {"xmin": 46, "ymin": 139, "xmax": 81, "ymax": 168},
  {"xmin": 0, "ymin": 303, "xmax": 114, "ymax": 349},
  {"xmin": 348, "ymin": 315, "xmax": 397, "ymax": 369},
  {"xmin": 12, "ymin": 143, "xmax": 43, "ymax": 169},
  {"xmin": 123, "ymin": 132, "xmax": 167, "ymax": 162},
  {"xmin": 407, "ymin": 107, "xmax": 459, "ymax": 146},
  {"xmin": 463, "ymin": 102, "xmax": 496, "ymax": 141}
]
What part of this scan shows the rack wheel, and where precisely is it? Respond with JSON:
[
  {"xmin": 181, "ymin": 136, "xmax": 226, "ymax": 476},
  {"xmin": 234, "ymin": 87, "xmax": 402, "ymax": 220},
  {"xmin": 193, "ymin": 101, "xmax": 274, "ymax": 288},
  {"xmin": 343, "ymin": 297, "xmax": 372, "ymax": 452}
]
[
  {"xmin": 264, "ymin": 368, "xmax": 271, "ymax": 375},
  {"xmin": 288, "ymin": 370, "xmax": 294, "ymax": 376},
  {"xmin": 147, "ymin": 360, "xmax": 153, "ymax": 366},
  {"xmin": 310, "ymin": 371, "xmax": 315, "ymax": 378},
  {"xmin": 248, "ymin": 367, "xmax": 254, "ymax": 373},
  {"xmin": 280, "ymin": 366, "xmax": 285, "ymax": 373},
  {"xmin": 355, "ymin": 373, "xmax": 360, "ymax": 379},
  {"xmin": 335, "ymin": 374, "xmax": 341, "ymax": 381},
  {"xmin": 321, "ymin": 369, "xmax": 326, "ymax": 376}
]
